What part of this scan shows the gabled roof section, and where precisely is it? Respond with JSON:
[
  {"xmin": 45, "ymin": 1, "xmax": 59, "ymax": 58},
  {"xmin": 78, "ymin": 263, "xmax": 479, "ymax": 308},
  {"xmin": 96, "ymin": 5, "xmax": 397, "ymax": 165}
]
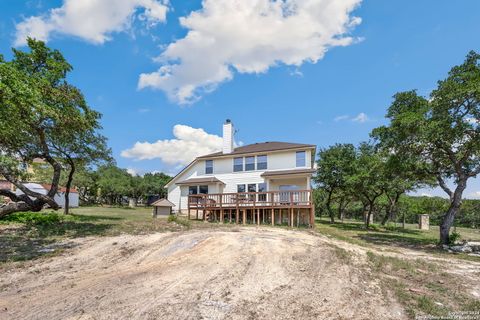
[{"xmin": 197, "ymin": 141, "xmax": 316, "ymax": 159}]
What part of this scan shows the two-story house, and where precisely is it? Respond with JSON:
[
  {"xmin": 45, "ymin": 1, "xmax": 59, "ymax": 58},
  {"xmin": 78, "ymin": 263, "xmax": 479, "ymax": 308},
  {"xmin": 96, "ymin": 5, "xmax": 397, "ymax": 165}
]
[{"xmin": 165, "ymin": 120, "xmax": 316, "ymax": 227}]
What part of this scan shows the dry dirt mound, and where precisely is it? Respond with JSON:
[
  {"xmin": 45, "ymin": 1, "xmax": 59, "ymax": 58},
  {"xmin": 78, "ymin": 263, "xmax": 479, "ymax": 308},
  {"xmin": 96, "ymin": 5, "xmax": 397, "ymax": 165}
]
[{"xmin": 0, "ymin": 228, "xmax": 405, "ymax": 320}]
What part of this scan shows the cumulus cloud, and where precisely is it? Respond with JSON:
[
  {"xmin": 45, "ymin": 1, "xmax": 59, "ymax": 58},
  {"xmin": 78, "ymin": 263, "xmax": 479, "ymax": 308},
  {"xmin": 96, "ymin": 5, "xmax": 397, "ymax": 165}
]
[
  {"xmin": 138, "ymin": 0, "xmax": 362, "ymax": 104},
  {"xmin": 121, "ymin": 124, "xmax": 223, "ymax": 165},
  {"xmin": 14, "ymin": 0, "xmax": 169, "ymax": 46}
]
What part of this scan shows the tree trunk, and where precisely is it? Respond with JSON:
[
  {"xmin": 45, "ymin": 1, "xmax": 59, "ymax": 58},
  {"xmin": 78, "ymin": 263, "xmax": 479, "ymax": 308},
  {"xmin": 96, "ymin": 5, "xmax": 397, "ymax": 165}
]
[
  {"xmin": 326, "ymin": 189, "xmax": 335, "ymax": 223},
  {"xmin": 439, "ymin": 182, "xmax": 466, "ymax": 245},
  {"xmin": 365, "ymin": 204, "xmax": 374, "ymax": 229},
  {"xmin": 64, "ymin": 160, "xmax": 75, "ymax": 215}
]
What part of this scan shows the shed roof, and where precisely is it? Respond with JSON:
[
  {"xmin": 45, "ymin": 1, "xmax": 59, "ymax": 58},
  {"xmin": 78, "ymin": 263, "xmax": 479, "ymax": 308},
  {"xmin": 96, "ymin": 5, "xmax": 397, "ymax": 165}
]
[{"xmin": 151, "ymin": 198, "xmax": 175, "ymax": 207}]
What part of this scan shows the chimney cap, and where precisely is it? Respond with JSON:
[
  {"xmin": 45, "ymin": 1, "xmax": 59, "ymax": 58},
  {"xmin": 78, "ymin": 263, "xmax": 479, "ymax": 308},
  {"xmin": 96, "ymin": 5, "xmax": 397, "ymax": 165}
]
[{"xmin": 225, "ymin": 119, "xmax": 232, "ymax": 124}]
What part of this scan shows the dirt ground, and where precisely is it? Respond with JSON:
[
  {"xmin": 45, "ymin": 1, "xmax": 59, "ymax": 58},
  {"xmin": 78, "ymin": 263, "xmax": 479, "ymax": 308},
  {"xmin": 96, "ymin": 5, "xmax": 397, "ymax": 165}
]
[{"xmin": 0, "ymin": 227, "xmax": 414, "ymax": 320}]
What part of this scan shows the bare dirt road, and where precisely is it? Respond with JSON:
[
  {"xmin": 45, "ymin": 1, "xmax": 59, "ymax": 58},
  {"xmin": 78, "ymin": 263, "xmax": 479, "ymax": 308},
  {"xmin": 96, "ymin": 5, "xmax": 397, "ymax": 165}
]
[{"xmin": 1, "ymin": 228, "xmax": 407, "ymax": 320}]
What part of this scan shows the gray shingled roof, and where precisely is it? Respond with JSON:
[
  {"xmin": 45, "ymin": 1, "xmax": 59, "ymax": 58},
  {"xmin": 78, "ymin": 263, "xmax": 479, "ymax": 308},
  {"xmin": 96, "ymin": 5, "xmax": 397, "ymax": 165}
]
[{"xmin": 197, "ymin": 142, "xmax": 316, "ymax": 159}]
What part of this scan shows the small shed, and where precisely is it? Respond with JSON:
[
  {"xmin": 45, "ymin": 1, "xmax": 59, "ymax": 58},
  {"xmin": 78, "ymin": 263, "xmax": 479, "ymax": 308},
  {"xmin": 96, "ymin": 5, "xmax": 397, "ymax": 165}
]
[{"xmin": 152, "ymin": 198, "xmax": 175, "ymax": 217}]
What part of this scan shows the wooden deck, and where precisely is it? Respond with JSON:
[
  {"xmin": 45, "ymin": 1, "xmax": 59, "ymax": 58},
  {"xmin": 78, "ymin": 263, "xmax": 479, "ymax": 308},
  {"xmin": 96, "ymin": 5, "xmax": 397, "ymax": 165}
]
[{"xmin": 187, "ymin": 190, "xmax": 314, "ymax": 227}]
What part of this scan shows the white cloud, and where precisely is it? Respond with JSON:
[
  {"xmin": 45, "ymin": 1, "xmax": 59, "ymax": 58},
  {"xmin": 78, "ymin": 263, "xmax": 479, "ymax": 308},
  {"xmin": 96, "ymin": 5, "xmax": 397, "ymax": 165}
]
[
  {"xmin": 121, "ymin": 124, "xmax": 223, "ymax": 165},
  {"xmin": 334, "ymin": 115, "xmax": 349, "ymax": 122},
  {"xmin": 14, "ymin": 0, "xmax": 169, "ymax": 46},
  {"xmin": 138, "ymin": 108, "xmax": 151, "ymax": 113},
  {"xmin": 352, "ymin": 112, "xmax": 369, "ymax": 123},
  {"xmin": 334, "ymin": 112, "xmax": 370, "ymax": 123},
  {"xmin": 469, "ymin": 191, "xmax": 480, "ymax": 199},
  {"xmin": 139, "ymin": 0, "xmax": 362, "ymax": 104}
]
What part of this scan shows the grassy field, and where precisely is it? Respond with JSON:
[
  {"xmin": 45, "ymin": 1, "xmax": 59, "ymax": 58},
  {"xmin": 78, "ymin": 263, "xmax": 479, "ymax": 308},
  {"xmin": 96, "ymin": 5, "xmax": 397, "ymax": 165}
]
[
  {"xmin": 315, "ymin": 217, "xmax": 480, "ymax": 260},
  {"xmin": 2, "ymin": 207, "xmax": 480, "ymax": 264},
  {"xmin": 0, "ymin": 206, "xmax": 194, "ymax": 263}
]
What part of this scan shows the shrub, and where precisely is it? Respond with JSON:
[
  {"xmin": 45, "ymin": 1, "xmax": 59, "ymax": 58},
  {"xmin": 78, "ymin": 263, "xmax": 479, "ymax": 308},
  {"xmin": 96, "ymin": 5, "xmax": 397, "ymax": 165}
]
[
  {"xmin": 449, "ymin": 231, "xmax": 461, "ymax": 245},
  {"xmin": 1, "ymin": 211, "xmax": 64, "ymax": 226}
]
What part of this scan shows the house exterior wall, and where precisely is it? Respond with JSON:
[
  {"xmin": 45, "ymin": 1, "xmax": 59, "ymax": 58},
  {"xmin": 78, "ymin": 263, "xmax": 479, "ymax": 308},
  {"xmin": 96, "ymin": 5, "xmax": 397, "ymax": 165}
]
[{"xmin": 167, "ymin": 149, "xmax": 314, "ymax": 214}]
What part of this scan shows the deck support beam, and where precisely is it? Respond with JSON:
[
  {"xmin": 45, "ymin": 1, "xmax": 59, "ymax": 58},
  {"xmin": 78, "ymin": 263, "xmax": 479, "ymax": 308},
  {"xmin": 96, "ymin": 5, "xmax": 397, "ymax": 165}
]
[
  {"xmin": 271, "ymin": 209, "xmax": 274, "ymax": 226},
  {"xmin": 242, "ymin": 210, "xmax": 246, "ymax": 225}
]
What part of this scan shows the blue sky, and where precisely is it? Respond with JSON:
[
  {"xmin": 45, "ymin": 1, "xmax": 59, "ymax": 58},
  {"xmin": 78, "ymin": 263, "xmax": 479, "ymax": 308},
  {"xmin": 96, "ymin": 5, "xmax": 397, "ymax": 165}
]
[{"xmin": 1, "ymin": 0, "xmax": 480, "ymax": 198}]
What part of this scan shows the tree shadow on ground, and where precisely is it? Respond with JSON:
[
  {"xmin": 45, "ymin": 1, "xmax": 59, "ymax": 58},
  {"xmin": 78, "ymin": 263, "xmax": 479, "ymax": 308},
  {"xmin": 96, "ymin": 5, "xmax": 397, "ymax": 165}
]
[
  {"xmin": 0, "ymin": 221, "xmax": 114, "ymax": 263},
  {"xmin": 318, "ymin": 219, "xmax": 439, "ymax": 252}
]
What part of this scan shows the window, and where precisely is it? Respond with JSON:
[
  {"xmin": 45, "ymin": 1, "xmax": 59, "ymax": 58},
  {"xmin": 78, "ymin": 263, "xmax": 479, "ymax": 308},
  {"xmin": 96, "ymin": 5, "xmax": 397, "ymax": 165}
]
[
  {"xmin": 258, "ymin": 183, "xmax": 267, "ymax": 192},
  {"xmin": 258, "ymin": 182, "xmax": 267, "ymax": 201},
  {"xmin": 296, "ymin": 151, "xmax": 306, "ymax": 167},
  {"xmin": 245, "ymin": 156, "xmax": 255, "ymax": 171},
  {"xmin": 237, "ymin": 184, "xmax": 246, "ymax": 193},
  {"xmin": 188, "ymin": 186, "xmax": 198, "ymax": 195},
  {"xmin": 205, "ymin": 160, "xmax": 213, "ymax": 174},
  {"xmin": 257, "ymin": 155, "xmax": 267, "ymax": 170},
  {"xmin": 234, "ymin": 157, "xmax": 243, "ymax": 172},
  {"xmin": 199, "ymin": 185, "xmax": 208, "ymax": 194},
  {"xmin": 248, "ymin": 184, "xmax": 256, "ymax": 201}
]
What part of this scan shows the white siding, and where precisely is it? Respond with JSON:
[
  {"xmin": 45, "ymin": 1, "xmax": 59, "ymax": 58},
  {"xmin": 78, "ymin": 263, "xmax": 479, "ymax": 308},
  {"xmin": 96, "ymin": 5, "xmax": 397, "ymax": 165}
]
[{"xmin": 167, "ymin": 148, "xmax": 315, "ymax": 213}]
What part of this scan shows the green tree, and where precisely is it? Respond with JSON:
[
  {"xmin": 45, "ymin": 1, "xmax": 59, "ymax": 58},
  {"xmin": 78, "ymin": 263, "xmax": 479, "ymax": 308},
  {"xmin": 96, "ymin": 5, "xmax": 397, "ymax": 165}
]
[
  {"xmin": 97, "ymin": 165, "xmax": 132, "ymax": 205},
  {"xmin": 141, "ymin": 172, "xmax": 171, "ymax": 200},
  {"xmin": 314, "ymin": 144, "xmax": 356, "ymax": 223},
  {"xmin": 372, "ymin": 51, "xmax": 480, "ymax": 244},
  {"xmin": 349, "ymin": 143, "xmax": 385, "ymax": 228},
  {"xmin": 0, "ymin": 39, "xmax": 105, "ymax": 216}
]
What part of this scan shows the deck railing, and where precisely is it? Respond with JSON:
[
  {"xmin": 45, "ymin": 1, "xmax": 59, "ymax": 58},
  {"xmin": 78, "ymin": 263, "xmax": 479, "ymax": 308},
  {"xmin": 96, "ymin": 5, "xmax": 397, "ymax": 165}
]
[{"xmin": 188, "ymin": 190, "xmax": 312, "ymax": 209}]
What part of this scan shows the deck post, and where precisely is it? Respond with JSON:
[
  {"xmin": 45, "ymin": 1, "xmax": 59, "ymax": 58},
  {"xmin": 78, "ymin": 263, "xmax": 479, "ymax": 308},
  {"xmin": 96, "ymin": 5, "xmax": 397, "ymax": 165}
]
[
  {"xmin": 220, "ymin": 209, "xmax": 224, "ymax": 223},
  {"xmin": 257, "ymin": 209, "xmax": 260, "ymax": 226},
  {"xmin": 290, "ymin": 207, "xmax": 294, "ymax": 227},
  {"xmin": 188, "ymin": 207, "xmax": 191, "ymax": 220},
  {"xmin": 203, "ymin": 209, "xmax": 206, "ymax": 222},
  {"xmin": 296, "ymin": 209, "xmax": 300, "ymax": 227},
  {"xmin": 242, "ymin": 210, "xmax": 246, "ymax": 225},
  {"xmin": 310, "ymin": 202, "xmax": 315, "ymax": 228},
  {"xmin": 236, "ymin": 197, "xmax": 240, "ymax": 224},
  {"xmin": 271, "ymin": 209, "xmax": 274, "ymax": 226}
]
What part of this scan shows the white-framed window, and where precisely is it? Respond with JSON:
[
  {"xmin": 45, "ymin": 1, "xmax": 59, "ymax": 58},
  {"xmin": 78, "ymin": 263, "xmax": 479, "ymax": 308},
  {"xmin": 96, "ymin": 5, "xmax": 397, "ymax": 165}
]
[
  {"xmin": 234, "ymin": 157, "xmax": 243, "ymax": 172},
  {"xmin": 245, "ymin": 156, "xmax": 255, "ymax": 171},
  {"xmin": 188, "ymin": 186, "xmax": 198, "ymax": 195},
  {"xmin": 296, "ymin": 151, "xmax": 306, "ymax": 167},
  {"xmin": 237, "ymin": 184, "xmax": 246, "ymax": 192},
  {"xmin": 205, "ymin": 160, "xmax": 213, "ymax": 174},
  {"xmin": 257, "ymin": 155, "xmax": 267, "ymax": 170},
  {"xmin": 189, "ymin": 185, "xmax": 209, "ymax": 194}
]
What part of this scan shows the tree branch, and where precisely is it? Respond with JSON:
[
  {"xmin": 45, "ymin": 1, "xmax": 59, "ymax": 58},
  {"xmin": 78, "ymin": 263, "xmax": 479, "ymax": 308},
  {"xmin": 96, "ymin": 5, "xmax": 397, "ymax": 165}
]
[{"xmin": 436, "ymin": 175, "xmax": 453, "ymax": 199}]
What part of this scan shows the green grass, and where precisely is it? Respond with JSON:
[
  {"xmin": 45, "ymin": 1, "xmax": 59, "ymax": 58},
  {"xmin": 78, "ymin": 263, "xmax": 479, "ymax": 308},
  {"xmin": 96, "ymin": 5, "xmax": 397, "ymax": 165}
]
[
  {"xmin": 0, "ymin": 206, "xmax": 193, "ymax": 263},
  {"xmin": 315, "ymin": 217, "xmax": 480, "ymax": 254},
  {"xmin": 365, "ymin": 251, "xmax": 479, "ymax": 319}
]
